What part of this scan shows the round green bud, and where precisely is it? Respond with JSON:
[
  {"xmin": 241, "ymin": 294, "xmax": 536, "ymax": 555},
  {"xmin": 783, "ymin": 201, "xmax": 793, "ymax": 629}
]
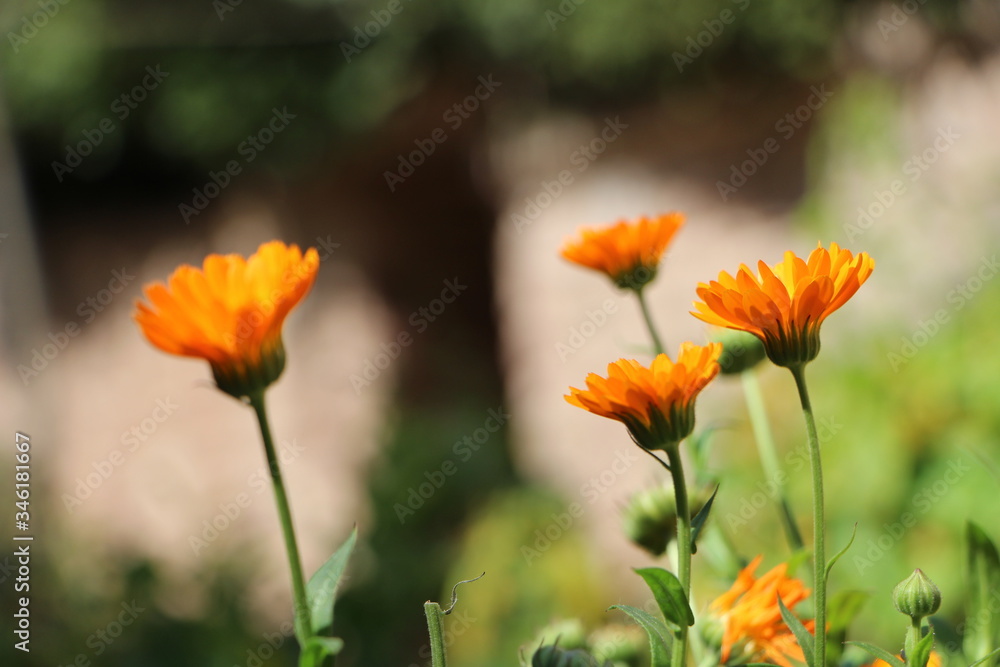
[
  {"xmin": 712, "ymin": 330, "xmax": 767, "ymax": 375},
  {"xmin": 588, "ymin": 623, "xmax": 643, "ymax": 664},
  {"xmin": 622, "ymin": 485, "xmax": 707, "ymax": 557},
  {"xmin": 532, "ymin": 619, "xmax": 587, "ymax": 651},
  {"xmin": 531, "ymin": 645, "xmax": 607, "ymax": 667},
  {"xmin": 893, "ymin": 569, "xmax": 941, "ymax": 620}
]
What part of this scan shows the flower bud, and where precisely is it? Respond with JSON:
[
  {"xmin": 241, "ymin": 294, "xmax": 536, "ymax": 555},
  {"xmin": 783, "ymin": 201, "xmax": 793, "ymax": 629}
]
[
  {"xmin": 893, "ymin": 569, "xmax": 941, "ymax": 620},
  {"xmin": 712, "ymin": 330, "xmax": 767, "ymax": 375},
  {"xmin": 622, "ymin": 485, "xmax": 709, "ymax": 557},
  {"xmin": 530, "ymin": 645, "xmax": 607, "ymax": 667}
]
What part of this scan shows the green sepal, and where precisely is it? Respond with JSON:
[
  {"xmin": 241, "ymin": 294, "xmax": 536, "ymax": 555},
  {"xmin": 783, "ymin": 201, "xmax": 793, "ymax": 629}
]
[
  {"xmin": 306, "ymin": 526, "xmax": 357, "ymax": 636},
  {"xmin": 689, "ymin": 485, "xmax": 719, "ymax": 554},
  {"xmin": 844, "ymin": 641, "xmax": 905, "ymax": 667},
  {"xmin": 609, "ymin": 604, "xmax": 672, "ymax": 667},
  {"xmin": 634, "ymin": 567, "xmax": 695, "ymax": 629},
  {"xmin": 777, "ymin": 596, "xmax": 814, "ymax": 667}
]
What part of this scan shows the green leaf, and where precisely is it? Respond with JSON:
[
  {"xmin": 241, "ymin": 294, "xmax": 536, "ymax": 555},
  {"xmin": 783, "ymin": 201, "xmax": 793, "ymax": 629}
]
[
  {"xmin": 777, "ymin": 596, "xmax": 814, "ymax": 667},
  {"xmin": 827, "ymin": 589, "xmax": 869, "ymax": 633},
  {"xmin": 824, "ymin": 523, "xmax": 858, "ymax": 584},
  {"xmin": 609, "ymin": 604, "xmax": 672, "ymax": 667},
  {"xmin": 969, "ymin": 647, "xmax": 1000, "ymax": 667},
  {"xmin": 300, "ymin": 635, "xmax": 345, "ymax": 666},
  {"xmin": 907, "ymin": 630, "xmax": 934, "ymax": 667},
  {"xmin": 845, "ymin": 641, "xmax": 905, "ymax": 667},
  {"xmin": 634, "ymin": 567, "xmax": 695, "ymax": 629},
  {"xmin": 784, "ymin": 548, "xmax": 812, "ymax": 578},
  {"xmin": 307, "ymin": 526, "xmax": 357, "ymax": 636},
  {"xmin": 690, "ymin": 485, "xmax": 719, "ymax": 554},
  {"xmin": 966, "ymin": 522, "xmax": 1000, "ymax": 666}
]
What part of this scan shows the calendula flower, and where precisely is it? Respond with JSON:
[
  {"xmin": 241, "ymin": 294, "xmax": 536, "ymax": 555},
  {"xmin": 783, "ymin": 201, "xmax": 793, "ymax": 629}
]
[
  {"xmin": 691, "ymin": 242, "xmax": 874, "ymax": 367},
  {"xmin": 134, "ymin": 240, "xmax": 319, "ymax": 398},
  {"xmin": 870, "ymin": 653, "xmax": 942, "ymax": 667},
  {"xmin": 709, "ymin": 555, "xmax": 814, "ymax": 667},
  {"xmin": 561, "ymin": 213, "xmax": 684, "ymax": 290},
  {"xmin": 565, "ymin": 342, "xmax": 721, "ymax": 450}
]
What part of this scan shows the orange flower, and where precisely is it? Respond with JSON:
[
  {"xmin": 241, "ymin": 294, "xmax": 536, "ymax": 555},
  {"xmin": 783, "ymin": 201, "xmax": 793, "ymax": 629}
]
[
  {"xmin": 871, "ymin": 653, "xmax": 941, "ymax": 667},
  {"xmin": 691, "ymin": 242, "xmax": 874, "ymax": 367},
  {"xmin": 565, "ymin": 342, "xmax": 721, "ymax": 450},
  {"xmin": 561, "ymin": 213, "xmax": 684, "ymax": 290},
  {"xmin": 134, "ymin": 240, "xmax": 319, "ymax": 398},
  {"xmin": 710, "ymin": 555, "xmax": 814, "ymax": 667}
]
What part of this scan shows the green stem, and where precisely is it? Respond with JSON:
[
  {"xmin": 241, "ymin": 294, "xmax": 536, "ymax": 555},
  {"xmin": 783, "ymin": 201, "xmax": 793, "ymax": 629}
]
[
  {"xmin": 904, "ymin": 617, "xmax": 921, "ymax": 667},
  {"xmin": 424, "ymin": 602, "xmax": 447, "ymax": 667},
  {"xmin": 636, "ymin": 287, "xmax": 665, "ymax": 355},
  {"xmin": 665, "ymin": 443, "xmax": 691, "ymax": 667},
  {"xmin": 249, "ymin": 391, "xmax": 313, "ymax": 644},
  {"xmin": 741, "ymin": 369, "xmax": 804, "ymax": 552},
  {"xmin": 789, "ymin": 365, "xmax": 826, "ymax": 667}
]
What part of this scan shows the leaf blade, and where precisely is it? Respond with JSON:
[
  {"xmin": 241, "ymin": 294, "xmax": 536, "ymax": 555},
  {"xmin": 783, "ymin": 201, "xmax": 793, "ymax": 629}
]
[
  {"xmin": 634, "ymin": 567, "xmax": 695, "ymax": 629},
  {"xmin": 307, "ymin": 526, "xmax": 358, "ymax": 636}
]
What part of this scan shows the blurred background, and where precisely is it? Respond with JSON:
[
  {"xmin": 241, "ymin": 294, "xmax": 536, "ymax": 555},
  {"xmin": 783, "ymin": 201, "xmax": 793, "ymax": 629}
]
[{"xmin": 2, "ymin": 0, "xmax": 1000, "ymax": 665}]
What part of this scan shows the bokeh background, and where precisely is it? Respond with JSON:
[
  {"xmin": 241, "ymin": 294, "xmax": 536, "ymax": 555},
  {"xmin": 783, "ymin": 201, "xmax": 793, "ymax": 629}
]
[{"xmin": 2, "ymin": 0, "xmax": 1000, "ymax": 665}]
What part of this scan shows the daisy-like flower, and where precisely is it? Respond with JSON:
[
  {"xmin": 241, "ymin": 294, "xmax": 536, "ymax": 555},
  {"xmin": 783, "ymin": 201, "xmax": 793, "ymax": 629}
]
[
  {"xmin": 691, "ymin": 242, "xmax": 874, "ymax": 368},
  {"xmin": 565, "ymin": 342, "xmax": 721, "ymax": 450},
  {"xmin": 561, "ymin": 213, "xmax": 685, "ymax": 290},
  {"xmin": 709, "ymin": 555, "xmax": 814, "ymax": 667},
  {"xmin": 134, "ymin": 240, "xmax": 319, "ymax": 398}
]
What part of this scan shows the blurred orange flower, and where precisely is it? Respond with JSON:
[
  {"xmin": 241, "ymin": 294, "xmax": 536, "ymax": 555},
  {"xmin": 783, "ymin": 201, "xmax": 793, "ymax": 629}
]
[
  {"xmin": 691, "ymin": 242, "xmax": 874, "ymax": 367},
  {"xmin": 871, "ymin": 653, "xmax": 941, "ymax": 667},
  {"xmin": 134, "ymin": 240, "xmax": 319, "ymax": 398},
  {"xmin": 565, "ymin": 342, "xmax": 721, "ymax": 450},
  {"xmin": 710, "ymin": 555, "xmax": 814, "ymax": 667},
  {"xmin": 560, "ymin": 213, "xmax": 684, "ymax": 289}
]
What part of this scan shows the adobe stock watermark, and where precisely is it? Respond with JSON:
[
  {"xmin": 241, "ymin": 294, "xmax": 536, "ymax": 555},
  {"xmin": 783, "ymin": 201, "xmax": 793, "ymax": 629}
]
[
  {"xmin": 18, "ymin": 268, "xmax": 135, "ymax": 386},
  {"xmin": 51, "ymin": 65, "xmax": 170, "ymax": 182},
  {"xmin": 339, "ymin": 0, "xmax": 414, "ymax": 62},
  {"xmin": 62, "ymin": 397, "xmax": 181, "ymax": 514},
  {"xmin": 853, "ymin": 456, "xmax": 971, "ymax": 574},
  {"xmin": 511, "ymin": 116, "xmax": 629, "ymax": 233},
  {"xmin": 887, "ymin": 254, "xmax": 998, "ymax": 372},
  {"xmin": 877, "ymin": 0, "xmax": 930, "ymax": 40},
  {"xmin": 522, "ymin": 448, "xmax": 640, "ymax": 565},
  {"xmin": 843, "ymin": 126, "xmax": 960, "ymax": 243},
  {"xmin": 56, "ymin": 599, "xmax": 146, "ymax": 667},
  {"xmin": 725, "ymin": 415, "xmax": 843, "ymax": 531},
  {"xmin": 7, "ymin": 0, "xmax": 72, "ymax": 53},
  {"xmin": 555, "ymin": 298, "xmax": 620, "ymax": 362},
  {"xmin": 672, "ymin": 0, "xmax": 751, "ymax": 72},
  {"xmin": 716, "ymin": 84, "xmax": 834, "ymax": 202},
  {"xmin": 189, "ymin": 439, "xmax": 306, "ymax": 556},
  {"xmin": 179, "ymin": 107, "xmax": 297, "ymax": 224},
  {"xmin": 349, "ymin": 277, "xmax": 467, "ymax": 394},
  {"xmin": 383, "ymin": 76, "xmax": 502, "ymax": 191},
  {"xmin": 394, "ymin": 407, "xmax": 510, "ymax": 524}
]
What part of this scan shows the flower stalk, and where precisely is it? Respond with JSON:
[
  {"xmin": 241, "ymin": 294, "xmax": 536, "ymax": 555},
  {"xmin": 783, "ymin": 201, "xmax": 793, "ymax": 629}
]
[
  {"xmin": 636, "ymin": 286, "xmax": 665, "ymax": 355},
  {"xmin": 789, "ymin": 364, "xmax": 825, "ymax": 666},
  {"xmin": 741, "ymin": 369, "xmax": 803, "ymax": 551},
  {"xmin": 249, "ymin": 391, "xmax": 313, "ymax": 643},
  {"xmin": 664, "ymin": 441, "xmax": 692, "ymax": 667}
]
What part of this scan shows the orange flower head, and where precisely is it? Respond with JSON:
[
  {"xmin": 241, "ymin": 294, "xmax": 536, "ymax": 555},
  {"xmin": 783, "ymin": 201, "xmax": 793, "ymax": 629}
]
[
  {"xmin": 691, "ymin": 242, "xmax": 874, "ymax": 367},
  {"xmin": 871, "ymin": 653, "xmax": 942, "ymax": 667},
  {"xmin": 134, "ymin": 240, "xmax": 319, "ymax": 398},
  {"xmin": 565, "ymin": 342, "xmax": 721, "ymax": 450},
  {"xmin": 561, "ymin": 213, "xmax": 685, "ymax": 290},
  {"xmin": 709, "ymin": 555, "xmax": 814, "ymax": 667}
]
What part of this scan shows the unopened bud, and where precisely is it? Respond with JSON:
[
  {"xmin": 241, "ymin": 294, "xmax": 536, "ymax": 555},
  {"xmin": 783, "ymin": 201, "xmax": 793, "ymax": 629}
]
[
  {"xmin": 712, "ymin": 330, "xmax": 767, "ymax": 375},
  {"xmin": 893, "ymin": 569, "xmax": 941, "ymax": 620}
]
